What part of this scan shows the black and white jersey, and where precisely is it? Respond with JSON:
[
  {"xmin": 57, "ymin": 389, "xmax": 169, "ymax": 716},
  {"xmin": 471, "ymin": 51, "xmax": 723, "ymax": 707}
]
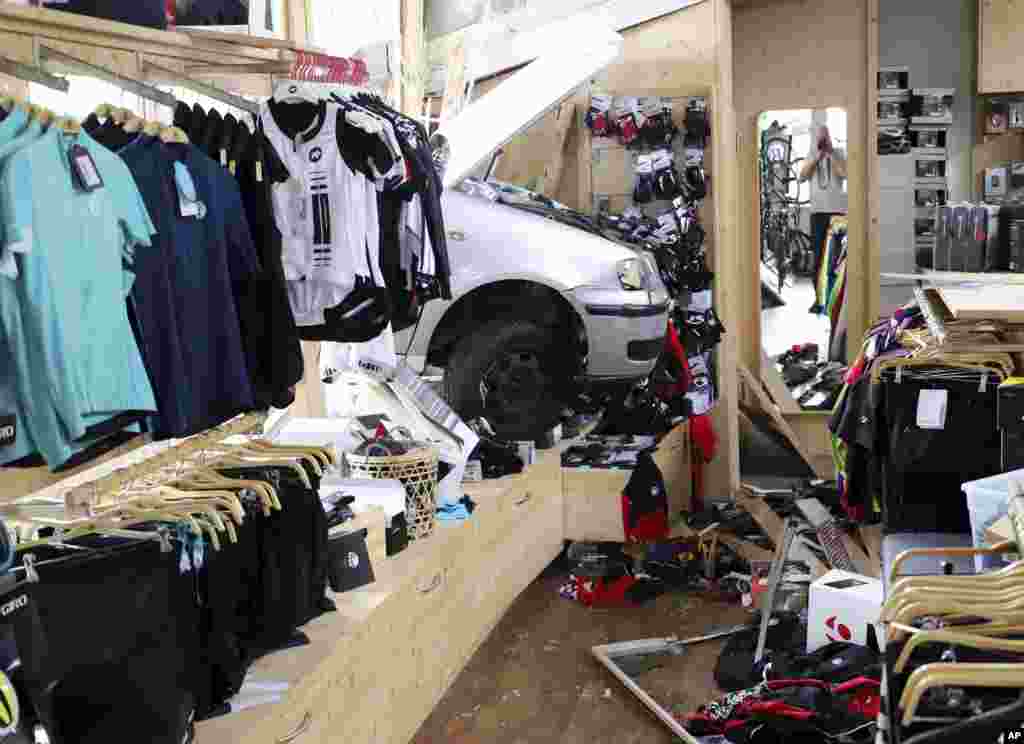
[{"xmin": 260, "ymin": 99, "xmax": 385, "ymax": 326}]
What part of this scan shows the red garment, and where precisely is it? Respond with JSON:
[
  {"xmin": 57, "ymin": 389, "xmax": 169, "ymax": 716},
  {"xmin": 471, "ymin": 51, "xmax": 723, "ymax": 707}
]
[
  {"xmin": 621, "ymin": 494, "xmax": 669, "ymax": 542},
  {"xmin": 689, "ymin": 413, "xmax": 717, "ymax": 513},
  {"xmin": 654, "ymin": 319, "xmax": 690, "ymax": 401},
  {"xmin": 574, "ymin": 574, "xmax": 637, "ymax": 607}
]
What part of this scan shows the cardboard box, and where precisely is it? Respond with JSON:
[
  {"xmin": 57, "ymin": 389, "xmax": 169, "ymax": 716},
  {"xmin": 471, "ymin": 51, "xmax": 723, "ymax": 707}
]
[{"xmin": 807, "ymin": 570, "xmax": 883, "ymax": 652}]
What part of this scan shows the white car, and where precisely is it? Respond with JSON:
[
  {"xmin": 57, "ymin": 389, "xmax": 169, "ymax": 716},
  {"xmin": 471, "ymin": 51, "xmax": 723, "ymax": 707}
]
[{"xmin": 396, "ymin": 26, "xmax": 670, "ymax": 439}]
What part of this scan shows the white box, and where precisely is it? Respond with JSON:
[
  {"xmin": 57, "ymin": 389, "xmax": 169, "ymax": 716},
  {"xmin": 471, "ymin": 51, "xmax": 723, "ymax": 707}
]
[{"xmin": 807, "ymin": 570, "xmax": 884, "ymax": 652}]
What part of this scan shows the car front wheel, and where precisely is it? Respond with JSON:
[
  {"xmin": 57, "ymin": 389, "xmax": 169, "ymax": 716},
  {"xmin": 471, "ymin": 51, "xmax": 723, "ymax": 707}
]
[{"xmin": 444, "ymin": 319, "xmax": 571, "ymax": 441}]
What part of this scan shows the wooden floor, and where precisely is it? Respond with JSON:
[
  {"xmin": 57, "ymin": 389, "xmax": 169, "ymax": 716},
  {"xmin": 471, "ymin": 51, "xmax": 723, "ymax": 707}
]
[{"xmin": 414, "ymin": 559, "xmax": 749, "ymax": 744}]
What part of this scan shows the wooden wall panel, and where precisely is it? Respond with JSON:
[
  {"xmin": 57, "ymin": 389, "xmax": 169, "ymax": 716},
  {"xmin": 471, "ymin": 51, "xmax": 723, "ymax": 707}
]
[
  {"xmin": 732, "ymin": 0, "xmax": 872, "ymax": 371},
  {"xmin": 446, "ymin": 2, "xmax": 740, "ymax": 497},
  {"xmin": 703, "ymin": 0, "xmax": 740, "ymax": 500}
]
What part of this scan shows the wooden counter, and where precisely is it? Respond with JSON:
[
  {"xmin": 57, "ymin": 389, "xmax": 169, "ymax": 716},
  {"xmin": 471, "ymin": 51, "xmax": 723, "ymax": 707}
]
[{"xmin": 195, "ymin": 444, "xmax": 566, "ymax": 744}]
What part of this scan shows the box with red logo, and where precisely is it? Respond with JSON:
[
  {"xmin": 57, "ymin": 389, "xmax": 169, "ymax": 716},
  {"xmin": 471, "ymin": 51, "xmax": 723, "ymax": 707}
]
[{"xmin": 807, "ymin": 570, "xmax": 884, "ymax": 653}]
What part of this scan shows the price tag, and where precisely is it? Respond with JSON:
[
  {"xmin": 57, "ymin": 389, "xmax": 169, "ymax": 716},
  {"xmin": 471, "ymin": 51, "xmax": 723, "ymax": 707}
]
[{"xmin": 69, "ymin": 144, "xmax": 103, "ymax": 192}]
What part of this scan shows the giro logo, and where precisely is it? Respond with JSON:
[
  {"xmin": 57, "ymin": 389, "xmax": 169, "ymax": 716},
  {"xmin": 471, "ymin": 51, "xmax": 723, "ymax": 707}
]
[
  {"xmin": 825, "ymin": 616, "xmax": 852, "ymax": 642},
  {"xmin": 0, "ymin": 595, "xmax": 26, "ymax": 618},
  {"xmin": 0, "ymin": 415, "xmax": 14, "ymax": 447},
  {"xmin": 308, "ymin": 146, "xmax": 323, "ymax": 163},
  {"xmin": 0, "ymin": 670, "xmax": 19, "ymax": 736},
  {"xmin": 346, "ymin": 552, "xmax": 360, "ymax": 569}
]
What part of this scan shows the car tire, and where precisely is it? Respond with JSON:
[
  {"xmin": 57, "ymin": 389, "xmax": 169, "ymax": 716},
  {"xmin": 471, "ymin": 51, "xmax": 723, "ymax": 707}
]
[{"xmin": 444, "ymin": 319, "xmax": 570, "ymax": 441}]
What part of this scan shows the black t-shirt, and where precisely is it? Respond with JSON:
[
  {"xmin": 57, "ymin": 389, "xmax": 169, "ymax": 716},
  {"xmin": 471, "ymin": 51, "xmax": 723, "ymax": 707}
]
[
  {"xmin": 234, "ymin": 129, "xmax": 303, "ymax": 408},
  {"xmin": 43, "ymin": 0, "xmax": 166, "ymax": 28}
]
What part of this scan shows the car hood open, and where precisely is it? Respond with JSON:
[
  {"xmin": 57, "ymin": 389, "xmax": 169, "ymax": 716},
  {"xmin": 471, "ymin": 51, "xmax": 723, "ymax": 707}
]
[{"xmin": 434, "ymin": 19, "xmax": 623, "ymax": 190}]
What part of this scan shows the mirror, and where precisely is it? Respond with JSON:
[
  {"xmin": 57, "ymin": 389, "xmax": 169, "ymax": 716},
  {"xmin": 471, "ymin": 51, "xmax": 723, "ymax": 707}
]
[{"xmin": 758, "ymin": 108, "xmax": 848, "ymax": 410}]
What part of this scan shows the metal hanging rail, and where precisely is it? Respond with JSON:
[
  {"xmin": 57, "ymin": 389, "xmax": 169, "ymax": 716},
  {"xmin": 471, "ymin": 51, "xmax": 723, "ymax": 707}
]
[
  {"xmin": 38, "ymin": 46, "xmax": 177, "ymax": 109},
  {"xmin": 0, "ymin": 54, "xmax": 68, "ymax": 93},
  {"xmin": 143, "ymin": 60, "xmax": 260, "ymax": 115}
]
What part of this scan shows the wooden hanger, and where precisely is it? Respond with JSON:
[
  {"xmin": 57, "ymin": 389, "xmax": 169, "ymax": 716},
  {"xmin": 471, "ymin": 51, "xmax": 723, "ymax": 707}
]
[
  {"xmin": 888, "ymin": 541, "xmax": 1016, "ymax": 585},
  {"xmin": 14, "ymin": 509, "xmax": 200, "ymax": 552},
  {"xmin": 123, "ymin": 113, "xmax": 148, "ymax": 134},
  {"xmin": 93, "ymin": 103, "xmax": 116, "ymax": 119},
  {"xmin": 143, "ymin": 120, "xmax": 162, "ymax": 137},
  {"xmin": 900, "ymin": 663, "xmax": 1024, "ymax": 726},
  {"xmin": 244, "ymin": 439, "xmax": 334, "ymax": 467},
  {"xmin": 214, "ymin": 453, "xmax": 312, "ymax": 490},
  {"xmin": 888, "ymin": 558, "xmax": 1024, "ymax": 597},
  {"xmin": 28, "ymin": 105, "xmax": 54, "ymax": 127},
  {"xmin": 894, "ymin": 628, "xmax": 1024, "ymax": 674},
  {"xmin": 110, "ymin": 107, "xmax": 133, "ymax": 125},
  {"xmin": 217, "ymin": 442, "xmax": 323, "ymax": 476},
  {"xmin": 159, "ymin": 126, "xmax": 190, "ymax": 144},
  {"xmin": 55, "ymin": 116, "xmax": 81, "ymax": 134},
  {"xmin": 173, "ymin": 469, "xmax": 278, "ymax": 515},
  {"xmin": 889, "ymin": 601, "xmax": 1024, "ymax": 643},
  {"xmin": 884, "ymin": 581, "xmax": 1024, "ymax": 620},
  {"xmin": 131, "ymin": 484, "xmax": 245, "ymax": 526}
]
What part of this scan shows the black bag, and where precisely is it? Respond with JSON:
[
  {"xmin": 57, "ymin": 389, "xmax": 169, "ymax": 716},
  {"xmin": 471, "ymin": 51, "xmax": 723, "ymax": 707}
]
[
  {"xmin": 43, "ymin": 0, "xmax": 168, "ymax": 29},
  {"xmin": 714, "ymin": 616, "xmax": 805, "ymax": 692},
  {"xmin": 326, "ymin": 528, "xmax": 375, "ymax": 593}
]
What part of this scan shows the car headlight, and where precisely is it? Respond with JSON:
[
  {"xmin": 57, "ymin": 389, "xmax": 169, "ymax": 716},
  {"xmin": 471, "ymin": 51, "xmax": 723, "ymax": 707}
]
[{"xmin": 616, "ymin": 258, "xmax": 649, "ymax": 290}]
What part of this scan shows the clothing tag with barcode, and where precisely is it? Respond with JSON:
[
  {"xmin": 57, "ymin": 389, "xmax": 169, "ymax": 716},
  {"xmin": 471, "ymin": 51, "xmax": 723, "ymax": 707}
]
[
  {"xmin": 69, "ymin": 144, "xmax": 103, "ymax": 192},
  {"xmin": 916, "ymin": 389, "xmax": 948, "ymax": 430}
]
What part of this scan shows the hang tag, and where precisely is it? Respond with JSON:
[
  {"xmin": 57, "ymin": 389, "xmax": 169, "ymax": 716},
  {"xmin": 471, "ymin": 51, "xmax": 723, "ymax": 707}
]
[
  {"xmin": 916, "ymin": 389, "xmax": 948, "ymax": 430},
  {"xmin": 173, "ymin": 162, "xmax": 206, "ymax": 220},
  {"xmin": 69, "ymin": 144, "xmax": 103, "ymax": 192},
  {"xmin": 0, "ymin": 415, "xmax": 14, "ymax": 447},
  {"xmin": 229, "ymin": 160, "xmax": 237, "ymax": 176},
  {"xmin": 895, "ymin": 366, "xmax": 903, "ymax": 384},
  {"xmin": 255, "ymin": 160, "xmax": 264, "ymax": 183},
  {"xmin": 980, "ymin": 373, "xmax": 988, "ymax": 393},
  {"xmin": 220, "ymin": 148, "xmax": 228, "ymax": 167}
]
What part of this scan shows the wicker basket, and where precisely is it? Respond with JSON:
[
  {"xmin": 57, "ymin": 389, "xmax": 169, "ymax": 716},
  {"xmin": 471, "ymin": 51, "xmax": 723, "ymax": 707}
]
[{"xmin": 345, "ymin": 446, "xmax": 440, "ymax": 541}]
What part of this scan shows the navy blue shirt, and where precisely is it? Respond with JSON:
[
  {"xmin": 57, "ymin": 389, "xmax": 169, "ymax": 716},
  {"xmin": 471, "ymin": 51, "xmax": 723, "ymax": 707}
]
[{"xmin": 119, "ymin": 139, "xmax": 257, "ymax": 436}]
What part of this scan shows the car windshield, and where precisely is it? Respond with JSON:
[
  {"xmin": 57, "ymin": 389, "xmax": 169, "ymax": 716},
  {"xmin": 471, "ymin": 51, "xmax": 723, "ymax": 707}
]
[{"xmin": 482, "ymin": 180, "xmax": 609, "ymax": 238}]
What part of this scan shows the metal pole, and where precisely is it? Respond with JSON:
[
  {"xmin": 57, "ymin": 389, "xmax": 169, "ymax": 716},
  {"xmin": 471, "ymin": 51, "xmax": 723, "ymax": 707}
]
[
  {"xmin": 0, "ymin": 56, "xmax": 69, "ymax": 93},
  {"xmin": 144, "ymin": 61, "xmax": 260, "ymax": 115},
  {"xmin": 38, "ymin": 47, "xmax": 177, "ymax": 109},
  {"xmin": 754, "ymin": 517, "xmax": 798, "ymax": 664}
]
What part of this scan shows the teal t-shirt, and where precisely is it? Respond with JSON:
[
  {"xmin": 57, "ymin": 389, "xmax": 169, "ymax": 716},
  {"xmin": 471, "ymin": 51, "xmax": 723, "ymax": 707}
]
[{"xmin": 0, "ymin": 126, "xmax": 157, "ymax": 469}]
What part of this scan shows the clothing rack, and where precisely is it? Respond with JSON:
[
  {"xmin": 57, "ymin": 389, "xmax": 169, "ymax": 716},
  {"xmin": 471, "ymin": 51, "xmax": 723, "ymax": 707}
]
[
  {"xmin": 61, "ymin": 411, "xmax": 267, "ymax": 512},
  {"xmin": 0, "ymin": 53, "xmax": 68, "ymax": 93},
  {"xmin": 143, "ymin": 60, "xmax": 260, "ymax": 115},
  {"xmin": 38, "ymin": 46, "xmax": 177, "ymax": 109}
]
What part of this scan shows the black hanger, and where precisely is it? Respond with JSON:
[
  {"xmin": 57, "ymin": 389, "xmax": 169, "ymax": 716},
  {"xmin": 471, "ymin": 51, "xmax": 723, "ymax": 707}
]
[
  {"xmin": 201, "ymin": 108, "xmax": 223, "ymax": 160},
  {"xmin": 191, "ymin": 103, "xmax": 208, "ymax": 149},
  {"xmin": 173, "ymin": 102, "xmax": 193, "ymax": 140},
  {"xmin": 902, "ymin": 689, "xmax": 1024, "ymax": 744},
  {"xmin": 218, "ymin": 112, "xmax": 238, "ymax": 164},
  {"xmin": 229, "ymin": 123, "xmax": 252, "ymax": 175},
  {"xmin": 82, "ymin": 111, "xmax": 102, "ymax": 134}
]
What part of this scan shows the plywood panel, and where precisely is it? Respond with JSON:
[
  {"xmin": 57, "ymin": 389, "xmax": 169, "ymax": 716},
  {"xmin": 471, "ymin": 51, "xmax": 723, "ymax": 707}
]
[
  {"xmin": 593, "ymin": 2, "xmax": 717, "ymax": 94},
  {"xmin": 979, "ymin": 0, "xmax": 1024, "ymax": 94},
  {"xmin": 937, "ymin": 284, "xmax": 1024, "ymax": 322},
  {"xmin": 703, "ymin": 0, "xmax": 741, "ymax": 502},
  {"xmin": 733, "ymin": 0, "xmax": 871, "ymax": 371}
]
